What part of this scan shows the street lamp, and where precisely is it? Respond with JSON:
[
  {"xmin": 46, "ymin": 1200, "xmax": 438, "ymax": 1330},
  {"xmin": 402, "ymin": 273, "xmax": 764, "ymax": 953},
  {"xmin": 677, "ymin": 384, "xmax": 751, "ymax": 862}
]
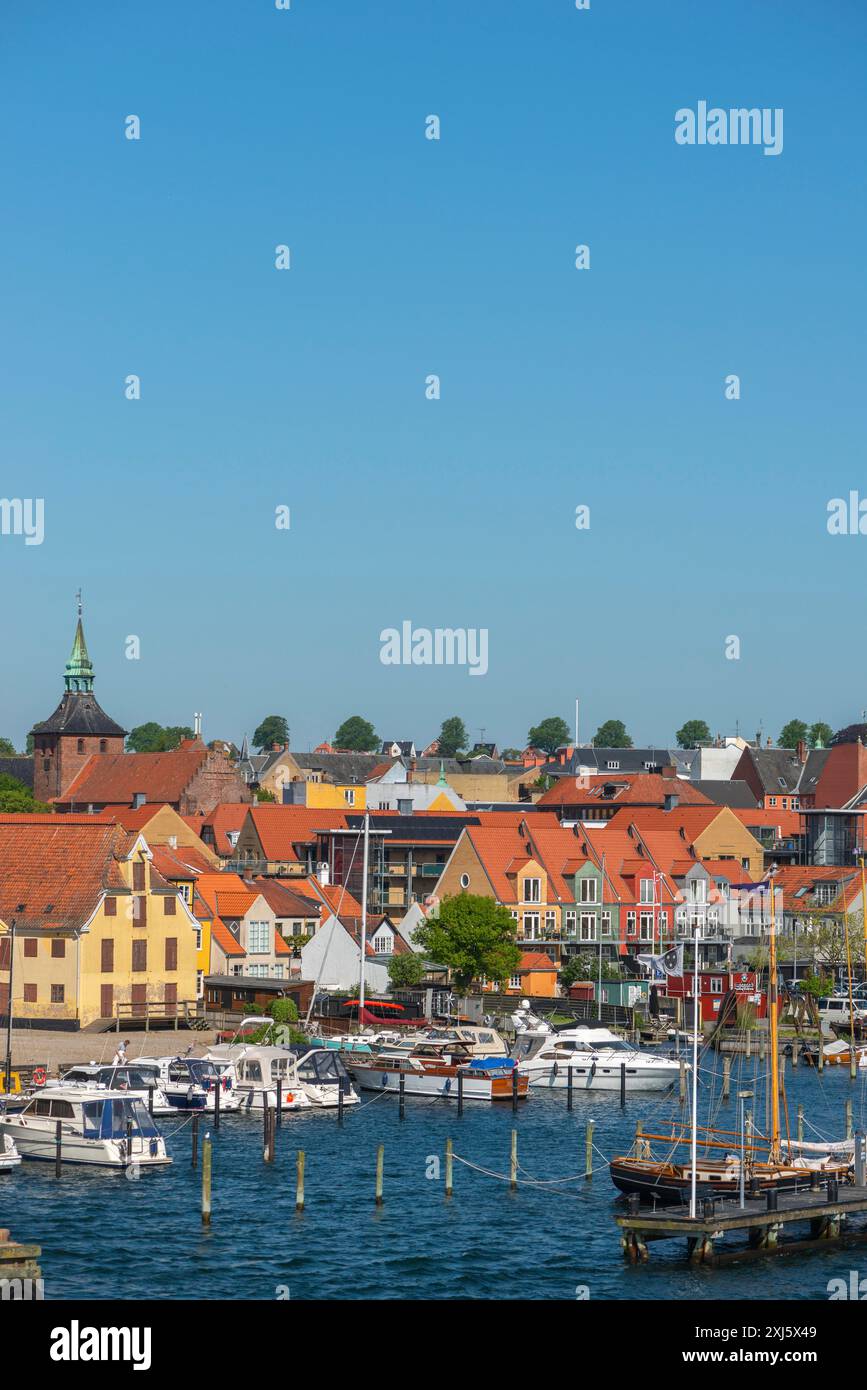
[{"xmin": 738, "ymin": 1088, "xmax": 754, "ymax": 1209}]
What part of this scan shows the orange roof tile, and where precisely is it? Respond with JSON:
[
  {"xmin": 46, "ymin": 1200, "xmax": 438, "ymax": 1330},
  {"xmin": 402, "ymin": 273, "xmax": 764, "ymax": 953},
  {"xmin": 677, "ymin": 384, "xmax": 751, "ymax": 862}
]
[{"xmin": 0, "ymin": 822, "xmax": 139, "ymax": 931}]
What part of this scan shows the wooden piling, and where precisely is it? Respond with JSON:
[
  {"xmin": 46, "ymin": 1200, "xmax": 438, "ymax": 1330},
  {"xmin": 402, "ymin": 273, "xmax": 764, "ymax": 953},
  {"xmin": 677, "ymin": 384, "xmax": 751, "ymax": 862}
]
[
  {"xmin": 276, "ymin": 1080, "xmax": 283, "ymax": 1126},
  {"xmin": 191, "ymin": 1112, "xmax": 199, "ymax": 1169},
  {"xmin": 399, "ymin": 1072, "xmax": 406, "ymax": 1120},
  {"xmin": 214, "ymin": 1074, "xmax": 221, "ymax": 1128},
  {"xmin": 445, "ymin": 1138, "xmax": 453, "ymax": 1198},
  {"xmin": 457, "ymin": 1069, "xmax": 464, "ymax": 1117},
  {"xmin": 201, "ymin": 1134, "xmax": 212, "ymax": 1226},
  {"xmin": 295, "ymin": 1150, "xmax": 305, "ymax": 1212},
  {"xmin": 567, "ymin": 1065, "xmax": 573, "ymax": 1111},
  {"xmin": 337, "ymin": 1079, "xmax": 344, "ymax": 1126},
  {"xmin": 54, "ymin": 1120, "xmax": 62, "ymax": 1178},
  {"xmin": 818, "ymin": 1040, "xmax": 824, "ymax": 1073},
  {"xmin": 722, "ymin": 1056, "xmax": 731, "ymax": 1101},
  {"xmin": 511, "ymin": 1066, "xmax": 519, "ymax": 1113},
  {"xmin": 510, "ymin": 1129, "xmax": 518, "ymax": 1191},
  {"xmin": 797, "ymin": 1103, "xmax": 804, "ymax": 1146},
  {"xmin": 375, "ymin": 1143, "xmax": 384, "ymax": 1206},
  {"xmin": 792, "ymin": 1042, "xmax": 799, "ymax": 1067},
  {"xmin": 620, "ymin": 1062, "xmax": 626, "ymax": 1108},
  {"xmin": 585, "ymin": 1120, "xmax": 594, "ymax": 1179},
  {"xmin": 746, "ymin": 1029, "xmax": 751, "ymax": 1059},
  {"xmin": 125, "ymin": 1120, "xmax": 133, "ymax": 1169},
  {"xmin": 846, "ymin": 1099, "xmax": 853, "ymax": 1141},
  {"xmin": 147, "ymin": 1086, "xmax": 154, "ymax": 1116},
  {"xmin": 679, "ymin": 1059, "xmax": 686, "ymax": 1103}
]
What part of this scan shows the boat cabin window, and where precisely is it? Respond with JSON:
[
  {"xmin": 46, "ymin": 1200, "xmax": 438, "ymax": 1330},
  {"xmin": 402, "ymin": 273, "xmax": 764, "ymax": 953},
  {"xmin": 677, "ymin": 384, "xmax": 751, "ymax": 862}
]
[
  {"xmin": 240, "ymin": 1062, "xmax": 262, "ymax": 1082},
  {"xmin": 168, "ymin": 1063, "xmax": 191, "ymax": 1083},
  {"xmin": 50, "ymin": 1099, "xmax": 75, "ymax": 1118}
]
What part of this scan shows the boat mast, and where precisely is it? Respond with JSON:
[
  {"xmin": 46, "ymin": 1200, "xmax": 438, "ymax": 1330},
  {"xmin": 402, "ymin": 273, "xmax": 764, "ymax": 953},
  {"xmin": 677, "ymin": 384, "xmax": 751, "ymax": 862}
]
[
  {"xmin": 689, "ymin": 921, "xmax": 700, "ymax": 1218},
  {"xmin": 768, "ymin": 869, "xmax": 780, "ymax": 1164},
  {"xmin": 358, "ymin": 810, "xmax": 371, "ymax": 1028}
]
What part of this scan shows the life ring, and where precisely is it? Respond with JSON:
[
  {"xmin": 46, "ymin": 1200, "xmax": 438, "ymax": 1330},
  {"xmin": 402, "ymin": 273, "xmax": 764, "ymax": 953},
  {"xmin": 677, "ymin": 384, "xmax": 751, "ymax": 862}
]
[{"xmin": 32, "ymin": 1067, "xmax": 47, "ymax": 1087}]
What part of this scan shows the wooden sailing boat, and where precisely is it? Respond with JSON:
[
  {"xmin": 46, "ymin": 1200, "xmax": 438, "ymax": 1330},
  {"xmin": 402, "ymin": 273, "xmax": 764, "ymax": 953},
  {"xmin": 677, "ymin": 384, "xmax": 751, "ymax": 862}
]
[{"xmin": 609, "ymin": 889, "xmax": 852, "ymax": 1206}]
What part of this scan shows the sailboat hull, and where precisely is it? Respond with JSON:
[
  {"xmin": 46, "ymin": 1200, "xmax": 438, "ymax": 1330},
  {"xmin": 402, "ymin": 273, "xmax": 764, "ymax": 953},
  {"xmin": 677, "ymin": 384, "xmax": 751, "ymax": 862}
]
[{"xmin": 609, "ymin": 1156, "xmax": 850, "ymax": 1206}]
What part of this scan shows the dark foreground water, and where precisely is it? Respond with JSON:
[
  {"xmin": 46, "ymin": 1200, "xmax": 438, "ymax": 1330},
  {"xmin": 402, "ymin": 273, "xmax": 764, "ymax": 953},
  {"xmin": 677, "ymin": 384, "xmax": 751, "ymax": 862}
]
[{"xmin": 5, "ymin": 1052, "xmax": 867, "ymax": 1300}]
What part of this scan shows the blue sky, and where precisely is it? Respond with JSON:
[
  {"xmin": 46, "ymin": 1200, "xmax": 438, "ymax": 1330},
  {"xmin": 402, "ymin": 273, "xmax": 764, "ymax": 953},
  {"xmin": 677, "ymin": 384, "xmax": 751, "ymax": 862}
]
[{"xmin": 1, "ymin": 0, "xmax": 865, "ymax": 753}]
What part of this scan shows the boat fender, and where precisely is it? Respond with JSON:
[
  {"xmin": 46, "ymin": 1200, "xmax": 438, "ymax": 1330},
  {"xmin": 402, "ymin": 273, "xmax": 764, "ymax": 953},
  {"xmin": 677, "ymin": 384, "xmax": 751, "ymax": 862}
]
[
  {"xmin": 381, "ymin": 1073, "xmax": 388, "ymax": 1088},
  {"xmin": 590, "ymin": 1061, "xmax": 597, "ymax": 1079},
  {"xmin": 32, "ymin": 1068, "xmax": 47, "ymax": 1087},
  {"xmin": 552, "ymin": 1061, "xmax": 558, "ymax": 1078}
]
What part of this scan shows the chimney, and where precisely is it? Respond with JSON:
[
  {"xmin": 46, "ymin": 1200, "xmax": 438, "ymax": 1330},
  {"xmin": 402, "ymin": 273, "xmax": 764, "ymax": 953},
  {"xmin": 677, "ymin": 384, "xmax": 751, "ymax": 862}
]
[
  {"xmin": 766, "ymin": 736, "xmax": 772, "ymax": 748},
  {"xmin": 661, "ymin": 764, "xmax": 676, "ymax": 779},
  {"xmin": 132, "ymin": 792, "xmax": 146, "ymax": 809},
  {"xmin": 407, "ymin": 759, "xmax": 416, "ymax": 784},
  {"xmin": 796, "ymin": 739, "xmax": 808, "ymax": 764},
  {"xmin": 272, "ymin": 743, "xmax": 281, "ymax": 751}
]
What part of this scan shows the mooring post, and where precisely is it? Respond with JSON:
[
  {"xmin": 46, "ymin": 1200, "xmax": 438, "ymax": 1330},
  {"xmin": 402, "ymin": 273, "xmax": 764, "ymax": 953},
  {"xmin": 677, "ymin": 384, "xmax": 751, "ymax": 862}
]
[
  {"xmin": 567, "ymin": 1065, "xmax": 573, "ymax": 1111},
  {"xmin": 191, "ymin": 1111, "xmax": 199, "ymax": 1169},
  {"xmin": 263, "ymin": 1101, "xmax": 272, "ymax": 1162},
  {"xmin": 445, "ymin": 1137, "xmax": 453, "ymax": 1198},
  {"xmin": 337, "ymin": 1078, "xmax": 344, "ymax": 1126},
  {"xmin": 797, "ymin": 1103, "xmax": 804, "ymax": 1146},
  {"xmin": 55, "ymin": 1120, "xmax": 62, "ymax": 1178},
  {"xmin": 399, "ymin": 1071, "xmax": 406, "ymax": 1120},
  {"xmin": 276, "ymin": 1080, "xmax": 282, "ymax": 1127},
  {"xmin": 679, "ymin": 1059, "xmax": 686, "ymax": 1103},
  {"xmin": 818, "ymin": 1039, "xmax": 824, "ymax": 1073},
  {"xmin": 202, "ymin": 1134, "xmax": 212, "ymax": 1226},
  {"xmin": 147, "ymin": 1085, "xmax": 154, "ymax": 1117},
  {"xmin": 620, "ymin": 1063, "xmax": 626, "ymax": 1108},
  {"xmin": 214, "ymin": 1074, "xmax": 221, "ymax": 1129},
  {"xmin": 457, "ymin": 1069, "xmax": 464, "ymax": 1117},
  {"xmin": 125, "ymin": 1121, "xmax": 133, "ymax": 1170},
  {"xmin": 855, "ymin": 1130, "xmax": 865, "ymax": 1187},
  {"xmin": 510, "ymin": 1129, "xmax": 518, "ymax": 1191},
  {"xmin": 851, "ymin": 1048, "xmax": 858, "ymax": 1082},
  {"xmin": 375, "ymin": 1143, "xmax": 384, "ymax": 1206},
  {"xmin": 846, "ymin": 1099, "xmax": 853, "ymax": 1142},
  {"xmin": 746, "ymin": 1029, "xmax": 751, "ymax": 1060},
  {"xmin": 295, "ymin": 1150, "xmax": 305, "ymax": 1212},
  {"xmin": 585, "ymin": 1120, "xmax": 594, "ymax": 1179},
  {"xmin": 722, "ymin": 1056, "xmax": 731, "ymax": 1101},
  {"xmin": 511, "ymin": 1066, "xmax": 519, "ymax": 1113},
  {"xmin": 792, "ymin": 1041, "xmax": 799, "ymax": 1067}
]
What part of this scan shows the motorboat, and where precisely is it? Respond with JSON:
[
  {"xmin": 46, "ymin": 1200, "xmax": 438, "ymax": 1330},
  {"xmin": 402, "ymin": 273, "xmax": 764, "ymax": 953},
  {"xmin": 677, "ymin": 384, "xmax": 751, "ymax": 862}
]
[
  {"xmin": 0, "ymin": 1087, "xmax": 171, "ymax": 1167},
  {"xmin": 347, "ymin": 1039, "xmax": 530, "ymax": 1102},
  {"xmin": 136, "ymin": 1055, "xmax": 241, "ymax": 1113},
  {"xmin": 510, "ymin": 1010, "xmax": 684, "ymax": 1092},
  {"xmin": 204, "ymin": 1044, "xmax": 359, "ymax": 1111},
  {"xmin": 51, "ymin": 1063, "xmax": 174, "ymax": 1116},
  {"xmin": 0, "ymin": 1132, "xmax": 21, "ymax": 1170}
]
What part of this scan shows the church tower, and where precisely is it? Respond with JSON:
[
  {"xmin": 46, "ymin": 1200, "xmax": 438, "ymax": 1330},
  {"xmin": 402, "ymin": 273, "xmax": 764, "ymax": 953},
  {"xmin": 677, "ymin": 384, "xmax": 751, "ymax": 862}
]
[{"xmin": 31, "ymin": 596, "xmax": 127, "ymax": 805}]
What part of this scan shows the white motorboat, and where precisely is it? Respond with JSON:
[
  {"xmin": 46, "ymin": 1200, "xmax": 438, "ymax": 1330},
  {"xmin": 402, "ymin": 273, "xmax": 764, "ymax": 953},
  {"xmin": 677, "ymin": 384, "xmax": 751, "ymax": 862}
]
[
  {"xmin": 204, "ymin": 1044, "xmax": 359, "ymax": 1111},
  {"xmin": 137, "ymin": 1055, "xmax": 241, "ymax": 1113},
  {"xmin": 0, "ymin": 1087, "xmax": 171, "ymax": 1167},
  {"xmin": 510, "ymin": 1010, "xmax": 685, "ymax": 1092},
  {"xmin": 54, "ymin": 1063, "xmax": 174, "ymax": 1116},
  {"xmin": 0, "ymin": 1131, "xmax": 21, "ymax": 1170}
]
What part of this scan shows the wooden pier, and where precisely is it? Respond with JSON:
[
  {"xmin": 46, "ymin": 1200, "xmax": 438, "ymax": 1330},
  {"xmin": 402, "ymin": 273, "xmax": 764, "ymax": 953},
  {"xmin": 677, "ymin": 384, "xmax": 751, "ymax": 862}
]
[
  {"xmin": 617, "ymin": 1182, "xmax": 867, "ymax": 1266},
  {"xmin": 0, "ymin": 1228, "xmax": 42, "ymax": 1290}
]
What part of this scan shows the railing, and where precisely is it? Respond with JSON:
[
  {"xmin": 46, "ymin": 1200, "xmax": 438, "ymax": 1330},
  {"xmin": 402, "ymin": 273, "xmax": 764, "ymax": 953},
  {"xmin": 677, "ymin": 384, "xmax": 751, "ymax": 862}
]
[{"xmin": 110, "ymin": 1000, "xmax": 203, "ymax": 1030}]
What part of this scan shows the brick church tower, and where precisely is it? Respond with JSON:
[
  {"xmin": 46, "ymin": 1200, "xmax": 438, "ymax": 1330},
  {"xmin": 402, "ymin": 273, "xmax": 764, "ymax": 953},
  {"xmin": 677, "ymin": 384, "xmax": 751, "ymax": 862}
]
[{"xmin": 31, "ymin": 599, "xmax": 127, "ymax": 805}]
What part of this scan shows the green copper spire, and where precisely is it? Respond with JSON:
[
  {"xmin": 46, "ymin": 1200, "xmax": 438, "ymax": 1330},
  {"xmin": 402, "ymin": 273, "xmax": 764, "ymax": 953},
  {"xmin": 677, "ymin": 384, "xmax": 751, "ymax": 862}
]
[
  {"xmin": 437, "ymin": 759, "xmax": 448, "ymax": 787},
  {"xmin": 65, "ymin": 590, "xmax": 94, "ymax": 693}
]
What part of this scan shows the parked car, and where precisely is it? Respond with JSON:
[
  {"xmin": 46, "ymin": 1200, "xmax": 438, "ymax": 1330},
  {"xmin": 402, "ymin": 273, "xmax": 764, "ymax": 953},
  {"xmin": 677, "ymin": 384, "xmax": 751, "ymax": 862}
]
[{"xmin": 817, "ymin": 997, "xmax": 867, "ymax": 1030}]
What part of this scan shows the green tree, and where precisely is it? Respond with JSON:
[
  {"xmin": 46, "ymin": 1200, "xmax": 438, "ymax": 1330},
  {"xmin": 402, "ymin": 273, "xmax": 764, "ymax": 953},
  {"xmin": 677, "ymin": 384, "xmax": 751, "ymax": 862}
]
[
  {"xmin": 254, "ymin": 788, "xmax": 276, "ymax": 802},
  {"xmin": 126, "ymin": 722, "xmax": 194, "ymax": 753},
  {"xmin": 592, "ymin": 719, "xmax": 633, "ymax": 748},
  {"xmin": 675, "ymin": 719, "xmax": 711, "ymax": 748},
  {"xmin": 527, "ymin": 716, "xmax": 571, "ymax": 754},
  {"xmin": 437, "ymin": 716, "xmax": 467, "ymax": 759},
  {"xmin": 500, "ymin": 748, "xmax": 522, "ymax": 761},
  {"xmin": 387, "ymin": 953, "xmax": 426, "ymax": 988},
  {"xmin": 252, "ymin": 715, "xmax": 289, "ymax": 751},
  {"xmin": 268, "ymin": 998, "xmax": 299, "ymax": 1024},
  {"xmin": 334, "ymin": 715, "xmax": 378, "ymax": 751},
  {"xmin": 0, "ymin": 738, "xmax": 16, "ymax": 756},
  {"xmin": 809, "ymin": 721, "xmax": 833, "ymax": 749},
  {"xmin": 560, "ymin": 956, "xmax": 593, "ymax": 987},
  {"xmin": 25, "ymin": 733, "xmax": 34, "ymax": 755},
  {"xmin": 413, "ymin": 894, "xmax": 521, "ymax": 991},
  {"xmin": 778, "ymin": 719, "xmax": 809, "ymax": 748},
  {"xmin": 0, "ymin": 774, "xmax": 50, "ymax": 814}
]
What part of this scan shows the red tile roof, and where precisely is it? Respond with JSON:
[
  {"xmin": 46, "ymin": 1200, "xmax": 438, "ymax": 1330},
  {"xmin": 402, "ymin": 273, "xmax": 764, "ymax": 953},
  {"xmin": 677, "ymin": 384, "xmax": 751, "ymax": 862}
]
[
  {"xmin": 210, "ymin": 916, "xmax": 245, "ymax": 958},
  {"xmin": 58, "ymin": 749, "xmax": 211, "ymax": 807},
  {"xmin": 537, "ymin": 773, "xmax": 712, "ymax": 809},
  {"xmin": 198, "ymin": 803, "xmax": 250, "ymax": 856},
  {"xmin": 0, "ymin": 821, "xmax": 139, "ymax": 931},
  {"xmin": 518, "ymin": 951, "xmax": 557, "ymax": 972}
]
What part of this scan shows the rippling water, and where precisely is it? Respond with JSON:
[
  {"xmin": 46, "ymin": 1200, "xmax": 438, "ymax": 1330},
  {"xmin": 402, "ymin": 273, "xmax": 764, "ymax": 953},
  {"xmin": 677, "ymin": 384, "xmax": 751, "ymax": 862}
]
[{"xmin": 6, "ymin": 1052, "xmax": 867, "ymax": 1300}]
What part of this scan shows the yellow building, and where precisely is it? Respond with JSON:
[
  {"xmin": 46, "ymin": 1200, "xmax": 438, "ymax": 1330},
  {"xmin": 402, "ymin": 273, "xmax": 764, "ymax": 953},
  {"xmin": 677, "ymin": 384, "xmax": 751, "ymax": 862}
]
[{"xmin": 0, "ymin": 820, "xmax": 199, "ymax": 1028}]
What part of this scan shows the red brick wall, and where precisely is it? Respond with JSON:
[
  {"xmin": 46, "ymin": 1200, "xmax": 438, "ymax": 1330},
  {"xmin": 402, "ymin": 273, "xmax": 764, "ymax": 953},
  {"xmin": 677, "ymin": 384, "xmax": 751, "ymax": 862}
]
[
  {"xmin": 178, "ymin": 751, "xmax": 252, "ymax": 817},
  {"xmin": 33, "ymin": 734, "xmax": 125, "ymax": 805}
]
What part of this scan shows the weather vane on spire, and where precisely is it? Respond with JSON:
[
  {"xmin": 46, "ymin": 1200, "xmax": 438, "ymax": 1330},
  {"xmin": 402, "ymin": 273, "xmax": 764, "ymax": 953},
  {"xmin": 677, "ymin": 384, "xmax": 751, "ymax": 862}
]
[{"xmin": 75, "ymin": 587, "xmax": 82, "ymax": 618}]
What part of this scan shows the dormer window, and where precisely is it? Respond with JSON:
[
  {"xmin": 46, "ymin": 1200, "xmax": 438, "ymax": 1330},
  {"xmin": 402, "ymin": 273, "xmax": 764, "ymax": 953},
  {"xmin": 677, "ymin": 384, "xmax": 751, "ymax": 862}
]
[{"xmin": 606, "ymin": 760, "xmax": 620, "ymax": 770}]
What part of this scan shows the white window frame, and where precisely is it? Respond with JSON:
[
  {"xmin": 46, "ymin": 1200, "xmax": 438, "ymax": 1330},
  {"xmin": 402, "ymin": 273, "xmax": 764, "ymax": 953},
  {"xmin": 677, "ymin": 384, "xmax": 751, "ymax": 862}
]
[{"xmin": 522, "ymin": 877, "xmax": 541, "ymax": 904}]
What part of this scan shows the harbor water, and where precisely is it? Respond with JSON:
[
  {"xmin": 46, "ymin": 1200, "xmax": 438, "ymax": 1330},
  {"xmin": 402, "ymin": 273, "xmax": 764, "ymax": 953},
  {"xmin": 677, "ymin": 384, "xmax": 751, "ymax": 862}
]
[{"xmin": 6, "ymin": 1051, "xmax": 867, "ymax": 1300}]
